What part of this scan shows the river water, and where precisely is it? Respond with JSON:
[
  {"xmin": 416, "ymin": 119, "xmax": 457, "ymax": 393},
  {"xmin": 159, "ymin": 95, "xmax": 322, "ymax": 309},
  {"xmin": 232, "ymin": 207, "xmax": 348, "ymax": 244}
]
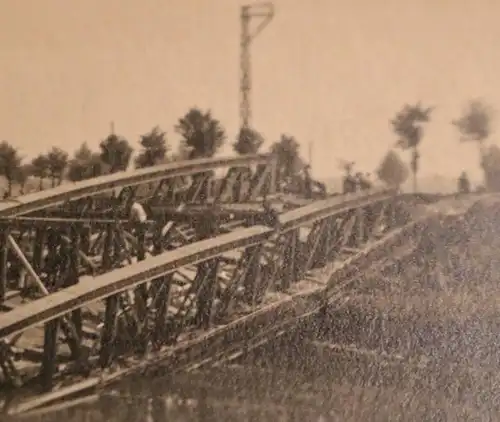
[{"xmin": 17, "ymin": 314, "xmax": 499, "ymax": 422}]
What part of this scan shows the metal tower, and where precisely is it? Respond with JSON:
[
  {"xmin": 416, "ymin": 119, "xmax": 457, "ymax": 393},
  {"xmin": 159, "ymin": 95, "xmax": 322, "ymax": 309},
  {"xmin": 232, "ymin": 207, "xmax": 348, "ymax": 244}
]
[{"xmin": 240, "ymin": 3, "xmax": 274, "ymax": 130}]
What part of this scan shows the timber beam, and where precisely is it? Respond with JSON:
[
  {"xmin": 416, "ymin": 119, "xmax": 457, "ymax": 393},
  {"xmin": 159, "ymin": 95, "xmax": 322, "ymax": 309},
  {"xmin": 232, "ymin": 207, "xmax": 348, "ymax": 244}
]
[{"xmin": 24, "ymin": 201, "xmax": 280, "ymax": 220}]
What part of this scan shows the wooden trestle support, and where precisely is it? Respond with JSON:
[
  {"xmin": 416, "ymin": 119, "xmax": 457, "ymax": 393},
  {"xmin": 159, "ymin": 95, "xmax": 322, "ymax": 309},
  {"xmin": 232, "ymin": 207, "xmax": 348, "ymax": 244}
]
[{"xmin": 0, "ymin": 152, "xmax": 445, "ymax": 414}]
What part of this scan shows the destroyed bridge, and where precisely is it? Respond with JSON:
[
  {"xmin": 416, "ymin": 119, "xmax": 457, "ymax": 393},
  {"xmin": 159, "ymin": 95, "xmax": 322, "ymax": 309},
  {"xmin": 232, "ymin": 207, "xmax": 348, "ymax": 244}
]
[{"xmin": 0, "ymin": 152, "xmax": 487, "ymax": 414}]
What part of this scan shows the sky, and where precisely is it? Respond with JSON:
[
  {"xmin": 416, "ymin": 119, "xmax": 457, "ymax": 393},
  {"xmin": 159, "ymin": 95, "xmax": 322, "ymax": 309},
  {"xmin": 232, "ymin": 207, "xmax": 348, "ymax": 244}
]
[{"xmin": 1, "ymin": 0, "xmax": 499, "ymax": 181}]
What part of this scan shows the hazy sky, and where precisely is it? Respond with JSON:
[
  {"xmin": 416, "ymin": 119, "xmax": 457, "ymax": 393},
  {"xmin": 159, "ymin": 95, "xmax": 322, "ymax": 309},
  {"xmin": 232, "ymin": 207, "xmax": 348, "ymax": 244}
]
[{"xmin": 1, "ymin": 0, "xmax": 499, "ymax": 180}]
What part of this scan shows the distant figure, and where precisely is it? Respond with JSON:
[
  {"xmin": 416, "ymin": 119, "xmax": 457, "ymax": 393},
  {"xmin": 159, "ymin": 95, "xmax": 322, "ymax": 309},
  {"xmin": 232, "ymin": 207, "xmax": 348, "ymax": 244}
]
[
  {"xmin": 262, "ymin": 197, "xmax": 279, "ymax": 227},
  {"xmin": 303, "ymin": 165, "xmax": 313, "ymax": 199},
  {"xmin": 458, "ymin": 172, "xmax": 470, "ymax": 194},
  {"xmin": 343, "ymin": 173, "xmax": 357, "ymax": 194},
  {"xmin": 243, "ymin": 196, "xmax": 279, "ymax": 228},
  {"xmin": 354, "ymin": 172, "xmax": 372, "ymax": 191},
  {"xmin": 365, "ymin": 173, "xmax": 373, "ymax": 188},
  {"xmin": 81, "ymin": 223, "xmax": 91, "ymax": 255},
  {"xmin": 43, "ymin": 229, "xmax": 70, "ymax": 290}
]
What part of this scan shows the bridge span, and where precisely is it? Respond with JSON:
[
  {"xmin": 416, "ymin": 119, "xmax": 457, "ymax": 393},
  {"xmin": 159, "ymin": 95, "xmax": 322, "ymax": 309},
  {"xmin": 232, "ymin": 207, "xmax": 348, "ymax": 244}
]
[{"xmin": 0, "ymin": 153, "xmax": 489, "ymax": 416}]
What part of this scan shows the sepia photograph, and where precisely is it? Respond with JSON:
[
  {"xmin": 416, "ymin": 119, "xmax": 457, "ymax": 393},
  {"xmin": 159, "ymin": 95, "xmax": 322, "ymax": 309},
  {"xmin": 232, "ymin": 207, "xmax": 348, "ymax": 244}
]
[{"xmin": 0, "ymin": 0, "xmax": 499, "ymax": 420}]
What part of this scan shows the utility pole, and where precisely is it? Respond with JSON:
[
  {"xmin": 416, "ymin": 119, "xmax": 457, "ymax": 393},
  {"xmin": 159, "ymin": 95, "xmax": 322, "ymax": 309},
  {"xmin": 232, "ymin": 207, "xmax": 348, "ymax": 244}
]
[
  {"xmin": 110, "ymin": 121, "xmax": 115, "ymax": 135},
  {"xmin": 308, "ymin": 141, "xmax": 313, "ymax": 168},
  {"xmin": 240, "ymin": 3, "xmax": 274, "ymax": 130}
]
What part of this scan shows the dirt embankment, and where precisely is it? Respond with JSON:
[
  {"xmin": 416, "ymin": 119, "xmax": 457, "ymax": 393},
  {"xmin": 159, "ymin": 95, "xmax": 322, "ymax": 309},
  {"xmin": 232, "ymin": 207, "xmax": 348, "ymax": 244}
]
[{"xmin": 317, "ymin": 196, "xmax": 500, "ymax": 363}]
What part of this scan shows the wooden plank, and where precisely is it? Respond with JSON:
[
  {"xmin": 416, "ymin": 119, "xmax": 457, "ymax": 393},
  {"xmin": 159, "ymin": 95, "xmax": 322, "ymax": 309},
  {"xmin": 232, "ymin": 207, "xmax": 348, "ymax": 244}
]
[
  {"xmin": 0, "ymin": 154, "xmax": 270, "ymax": 218},
  {"xmin": 279, "ymin": 189, "xmax": 396, "ymax": 232},
  {"xmin": 8, "ymin": 394, "xmax": 99, "ymax": 418},
  {"xmin": 0, "ymin": 225, "xmax": 273, "ymax": 339},
  {"xmin": 8, "ymin": 377, "xmax": 100, "ymax": 415}
]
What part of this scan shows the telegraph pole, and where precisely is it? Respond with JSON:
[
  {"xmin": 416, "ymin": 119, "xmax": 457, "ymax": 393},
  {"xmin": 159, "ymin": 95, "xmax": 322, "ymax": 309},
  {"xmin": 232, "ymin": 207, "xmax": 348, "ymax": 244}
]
[{"xmin": 240, "ymin": 3, "xmax": 274, "ymax": 130}]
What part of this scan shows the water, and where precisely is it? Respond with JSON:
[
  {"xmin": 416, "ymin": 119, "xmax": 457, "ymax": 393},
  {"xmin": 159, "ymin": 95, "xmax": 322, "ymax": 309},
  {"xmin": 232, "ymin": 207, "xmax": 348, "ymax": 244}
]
[{"xmin": 16, "ymin": 317, "xmax": 500, "ymax": 422}]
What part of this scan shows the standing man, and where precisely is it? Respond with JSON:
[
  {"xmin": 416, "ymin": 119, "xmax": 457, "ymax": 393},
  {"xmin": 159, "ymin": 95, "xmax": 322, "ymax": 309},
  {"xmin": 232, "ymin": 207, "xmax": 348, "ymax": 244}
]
[
  {"xmin": 129, "ymin": 201, "xmax": 148, "ymax": 261},
  {"xmin": 303, "ymin": 165, "xmax": 313, "ymax": 199},
  {"xmin": 458, "ymin": 171, "xmax": 471, "ymax": 194}
]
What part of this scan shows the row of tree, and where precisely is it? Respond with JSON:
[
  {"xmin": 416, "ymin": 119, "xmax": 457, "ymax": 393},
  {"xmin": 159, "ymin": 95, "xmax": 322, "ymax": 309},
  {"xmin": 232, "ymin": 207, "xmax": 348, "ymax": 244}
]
[
  {"xmin": 376, "ymin": 99, "xmax": 498, "ymax": 191},
  {"xmin": 0, "ymin": 108, "xmax": 305, "ymax": 197},
  {"xmin": 1, "ymin": 100, "xmax": 496, "ymax": 197}
]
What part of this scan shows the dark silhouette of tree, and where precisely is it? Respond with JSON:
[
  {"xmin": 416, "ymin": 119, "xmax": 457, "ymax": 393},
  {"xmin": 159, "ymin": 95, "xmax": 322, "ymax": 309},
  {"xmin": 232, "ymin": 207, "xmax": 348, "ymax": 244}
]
[
  {"xmin": 391, "ymin": 102, "xmax": 433, "ymax": 192},
  {"xmin": 233, "ymin": 127, "xmax": 264, "ymax": 155},
  {"xmin": 68, "ymin": 142, "xmax": 104, "ymax": 182},
  {"xmin": 337, "ymin": 159, "xmax": 359, "ymax": 194},
  {"xmin": 452, "ymin": 100, "xmax": 494, "ymax": 179},
  {"xmin": 46, "ymin": 147, "xmax": 68, "ymax": 187},
  {"xmin": 99, "ymin": 133, "xmax": 133, "ymax": 173},
  {"xmin": 14, "ymin": 163, "xmax": 32, "ymax": 194},
  {"xmin": 270, "ymin": 134, "xmax": 303, "ymax": 183},
  {"xmin": 31, "ymin": 154, "xmax": 49, "ymax": 191},
  {"xmin": 0, "ymin": 141, "xmax": 22, "ymax": 197},
  {"xmin": 480, "ymin": 144, "xmax": 500, "ymax": 191},
  {"xmin": 452, "ymin": 100, "xmax": 493, "ymax": 151},
  {"xmin": 175, "ymin": 108, "xmax": 226, "ymax": 159},
  {"xmin": 135, "ymin": 126, "xmax": 169, "ymax": 168},
  {"xmin": 376, "ymin": 150, "xmax": 409, "ymax": 189}
]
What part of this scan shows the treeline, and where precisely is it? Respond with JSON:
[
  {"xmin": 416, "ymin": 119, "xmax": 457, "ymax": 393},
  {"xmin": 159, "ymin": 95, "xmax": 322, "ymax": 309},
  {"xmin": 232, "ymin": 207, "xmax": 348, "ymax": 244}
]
[
  {"xmin": 0, "ymin": 108, "xmax": 305, "ymax": 197},
  {"xmin": 4, "ymin": 100, "xmax": 495, "ymax": 197},
  {"xmin": 375, "ymin": 99, "xmax": 500, "ymax": 191}
]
